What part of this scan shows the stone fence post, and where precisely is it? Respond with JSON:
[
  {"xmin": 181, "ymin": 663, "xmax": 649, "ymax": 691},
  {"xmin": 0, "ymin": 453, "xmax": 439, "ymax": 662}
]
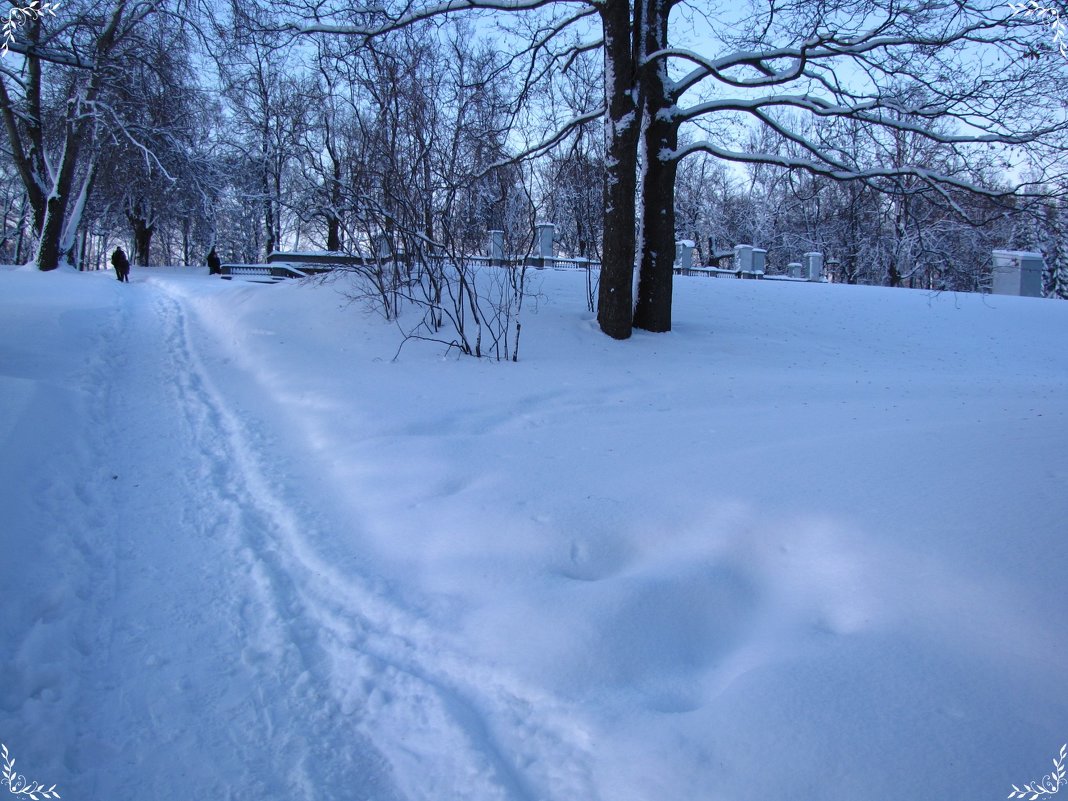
[
  {"xmin": 734, "ymin": 244, "xmax": 753, "ymax": 273},
  {"xmin": 804, "ymin": 251, "xmax": 824, "ymax": 282},
  {"xmin": 535, "ymin": 223, "xmax": 555, "ymax": 267},
  {"xmin": 488, "ymin": 230, "xmax": 505, "ymax": 266},
  {"xmin": 676, "ymin": 240, "xmax": 694, "ymax": 272},
  {"xmin": 752, "ymin": 247, "xmax": 767, "ymax": 275}
]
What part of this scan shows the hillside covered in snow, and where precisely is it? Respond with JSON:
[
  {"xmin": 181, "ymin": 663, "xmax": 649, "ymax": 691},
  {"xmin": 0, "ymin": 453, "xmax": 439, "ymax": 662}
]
[{"xmin": 1, "ymin": 264, "xmax": 1066, "ymax": 800}]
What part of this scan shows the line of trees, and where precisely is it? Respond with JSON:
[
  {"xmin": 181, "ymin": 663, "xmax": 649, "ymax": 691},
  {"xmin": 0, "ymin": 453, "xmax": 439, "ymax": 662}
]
[
  {"xmin": 2, "ymin": 0, "xmax": 1067, "ymax": 337},
  {"xmin": 0, "ymin": 1, "xmax": 540, "ymax": 270}
]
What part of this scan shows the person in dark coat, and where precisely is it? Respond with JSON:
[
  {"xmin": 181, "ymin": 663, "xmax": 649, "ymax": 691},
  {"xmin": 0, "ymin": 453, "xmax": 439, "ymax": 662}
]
[
  {"xmin": 111, "ymin": 247, "xmax": 130, "ymax": 283},
  {"xmin": 207, "ymin": 247, "xmax": 221, "ymax": 275}
]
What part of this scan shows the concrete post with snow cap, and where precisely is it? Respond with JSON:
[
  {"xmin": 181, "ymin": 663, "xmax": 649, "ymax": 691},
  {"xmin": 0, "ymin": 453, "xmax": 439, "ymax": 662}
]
[
  {"xmin": 752, "ymin": 247, "xmax": 767, "ymax": 276},
  {"xmin": 788, "ymin": 262, "xmax": 802, "ymax": 278},
  {"xmin": 535, "ymin": 223, "xmax": 555, "ymax": 268},
  {"xmin": 734, "ymin": 244, "xmax": 753, "ymax": 275},
  {"xmin": 804, "ymin": 251, "xmax": 824, "ymax": 281},
  {"xmin": 377, "ymin": 232, "xmax": 392, "ymax": 261},
  {"xmin": 488, "ymin": 230, "xmax": 505, "ymax": 266},
  {"xmin": 676, "ymin": 240, "xmax": 694, "ymax": 272}
]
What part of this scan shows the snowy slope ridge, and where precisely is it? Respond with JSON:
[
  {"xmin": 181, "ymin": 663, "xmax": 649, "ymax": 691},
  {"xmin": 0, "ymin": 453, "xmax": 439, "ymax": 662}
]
[{"xmin": 1, "ymin": 265, "xmax": 1066, "ymax": 801}]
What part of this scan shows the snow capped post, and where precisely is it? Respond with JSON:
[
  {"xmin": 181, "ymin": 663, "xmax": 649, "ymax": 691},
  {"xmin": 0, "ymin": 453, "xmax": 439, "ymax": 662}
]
[
  {"xmin": 535, "ymin": 223, "xmax": 555, "ymax": 268},
  {"xmin": 675, "ymin": 240, "xmax": 694, "ymax": 273},
  {"xmin": 804, "ymin": 252, "xmax": 824, "ymax": 282},
  {"xmin": 734, "ymin": 244, "xmax": 754, "ymax": 277},
  {"xmin": 788, "ymin": 262, "xmax": 803, "ymax": 278},
  {"xmin": 752, "ymin": 247, "xmax": 767, "ymax": 276},
  {"xmin": 488, "ymin": 230, "xmax": 505, "ymax": 266},
  {"xmin": 991, "ymin": 250, "xmax": 1045, "ymax": 297},
  {"xmin": 377, "ymin": 232, "xmax": 392, "ymax": 262}
]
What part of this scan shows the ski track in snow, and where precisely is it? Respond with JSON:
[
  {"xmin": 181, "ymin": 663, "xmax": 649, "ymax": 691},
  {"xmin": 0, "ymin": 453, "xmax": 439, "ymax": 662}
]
[{"xmin": 45, "ymin": 276, "xmax": 598, "ymax": 800}]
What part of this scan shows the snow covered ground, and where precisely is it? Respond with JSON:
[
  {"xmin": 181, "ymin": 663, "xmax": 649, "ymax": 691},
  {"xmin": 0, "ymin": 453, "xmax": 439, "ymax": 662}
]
[{"xmin": 1, "ymin": 263, "xmax": 1066, "ymax": 800}]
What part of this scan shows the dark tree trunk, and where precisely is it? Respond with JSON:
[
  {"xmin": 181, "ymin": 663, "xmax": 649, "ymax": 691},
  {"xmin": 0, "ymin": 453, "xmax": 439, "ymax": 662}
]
[
  {"xmin": 130, "ymin": 215, "xmax": 153, "ymax": 266},
  {"xmin": 327, "ymin": 153, "xmax": 344, "ymax": 251},
  {"xmin": 36, "ymin": 144, "xmax": 82, "ymax": 271},
  {"xmin": 15, "ymin": 195, "xmax": 27, "ymax": 264},
  {"xmin": 327, "ymin": 216, "xmax": 341, "ymax": 251},
  {"xmin": 597, "ymin": 0, "xmax": 640, "ymax": 340},
  {"xmin": 0, "ymin": 17, "xmax": 47, "ymax": 240},
  {"xmin": 262, "ymin": 124, "xmax": 275, "ymax": 256},
  {"xmin": 182, "ymin": 217, "xmax": 190, "ymax": 266},
  {"xmin": 633, "ymin": 0, "xmax": 677, "ymax": 333},
  {"xmin": 423, "ymin": 157, "xmax": 434, "ymax": 247},
  {"xmin": 78, "ymin": 227, "xmax": 88, "ymax": 270},
  {"xmin": 273, "ymin": 159, "xmax": 283, "ymax": 251},
  {"xmin": 32, "ymin": 3, "xmax": 125, "ymax": 271},
  {"xmin": 633, "ymin": 131, "xmax": 677, "ymax": 332}
]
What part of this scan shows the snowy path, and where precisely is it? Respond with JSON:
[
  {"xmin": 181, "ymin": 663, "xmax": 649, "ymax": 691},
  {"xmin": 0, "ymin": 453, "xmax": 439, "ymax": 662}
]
[
  {"xmin": 58, "ymin": 280, "xmax": 401, "ymax": 798},
  {"xmin": 3, "ymin": 274, "xmax": 595, "ymax": 800}
]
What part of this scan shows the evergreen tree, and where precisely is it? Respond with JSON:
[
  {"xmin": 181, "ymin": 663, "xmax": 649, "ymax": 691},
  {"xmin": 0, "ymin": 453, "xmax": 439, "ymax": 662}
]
[{"xmin": 1041, "ymin": 200, "xmax": 1068, "ymax": 299}]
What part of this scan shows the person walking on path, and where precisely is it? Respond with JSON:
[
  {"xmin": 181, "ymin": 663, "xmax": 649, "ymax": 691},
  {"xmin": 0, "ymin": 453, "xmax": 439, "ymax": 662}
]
[
  {"xmin": 207, "ymin": 247, "xmax": 221, "ymax": 276},
  {"xmin": 111, "ymin": 247, "xmax": 130, "ymax": 283}
]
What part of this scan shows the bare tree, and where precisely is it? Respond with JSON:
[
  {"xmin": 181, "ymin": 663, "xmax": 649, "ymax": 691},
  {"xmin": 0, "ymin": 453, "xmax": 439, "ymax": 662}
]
[
  {"xmin": 268, "ymin": 0, "xmax": 1068, "ymax": 338},
  {"xmin": 1038, "ymin": 196, "xmax": 1068, "ymax": 299},
  {"xmin": 0, "ymin": 157, "xmax": 30, "ymax": 263},
  {"xmin": 273, "ymin": 0, "xmax": 642, "ymax": 337},
  {"xmin": 0, "ymin": 0, "xmax": 185, "ymax": 270},
  {"xmin": 216, "ymin": 7, "xmax": 310, "ymax": 259},
  {"xmin": 86, "ymin": 12, "xmax": 214, "ymax": 266},
  {"xmin": 312, "ymin": 20, "xmax": 539, "ymax": 359}
]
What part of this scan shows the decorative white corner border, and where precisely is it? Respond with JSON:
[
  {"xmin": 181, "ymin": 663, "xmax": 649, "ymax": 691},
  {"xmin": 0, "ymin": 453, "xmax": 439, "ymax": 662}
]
[
  {"xmin": 1, "ymin": 1, "xmax": 60, "ymax": 58},
  {"xmin": 1010, "ymin": 1, "xmax": 1068, "ymax": 58},
  {"xmin": 0, "ymin": 744, "xmax": 60, "ymax": 800},
  {"xmin": 1009, "ymin": 743, "xmax": 1068, "ymax": 799}
]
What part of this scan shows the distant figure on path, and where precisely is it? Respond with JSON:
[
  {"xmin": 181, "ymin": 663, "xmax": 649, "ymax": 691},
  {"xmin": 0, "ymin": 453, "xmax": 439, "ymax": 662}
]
[
  {"xmin": 111, "ymin": 247, "xmax": 130, "ymax": 283},
  {"xmin": 207, "ymin": 246, "xmax": 221, "ymax": 275}
]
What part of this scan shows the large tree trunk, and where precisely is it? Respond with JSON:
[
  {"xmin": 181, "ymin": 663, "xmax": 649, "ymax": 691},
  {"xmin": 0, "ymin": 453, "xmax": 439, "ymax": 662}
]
[
  {"xmin": 15, "ymin": 195, "xmax": 28, "ymax": 263},
  {"xmin": 19, "ymin": 13, "xmax": 72, "ymax": 270},
  {"xmin": 36, "ymin": 115, "xmax": 91, "ymax": 271},
  {"xmin": 33, "ymin": 2, "xmax": 127, "ymax": 271},
  {"xmin": 327, "ymin": 136, "xmax": 342, "ymax": 250},
  {"xmin": 597, "ymin": 0, "xmax": 640, "ymax": 340},
  {"xmin": 130, "ymin": 215, "xmax": 153, "ymax": 266},
  {"xmin": 0, "ymin": 16, "xmax": 48, "ymax": 240},
  {"xmin": 262, "ymin": 124, "xmax": 276, "ymax": 256},
  {"xmin": 327, "ymin": 216, "xmax": 342, "ymax": 251},
  {"xmin": 182, "ymin": 217, "xmax": 191, "ymax": 266},
  {"xmin": 633, "ymin": 0, "xmax": 677, "ymax": 333},
  {"xmin": 60, "ymin": 159, "xmax": 97, "ymax": 269},
  {"xmin": 273, "ymin": 156, "xmax": 283, "ymax": 251},
  {"xmin": 633, "ymin": 127, "xmax": 677, "ymax": 331}
]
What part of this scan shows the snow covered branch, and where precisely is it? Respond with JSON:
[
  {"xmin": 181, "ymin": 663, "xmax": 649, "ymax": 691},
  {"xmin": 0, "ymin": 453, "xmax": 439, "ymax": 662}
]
[
  {"xmin": 674, "ymin": 139, "xmax": 1018, "ymax": 202},
  {"xmin": 283, "ymin": 0, "xmax": 591, "ymax": 39}
]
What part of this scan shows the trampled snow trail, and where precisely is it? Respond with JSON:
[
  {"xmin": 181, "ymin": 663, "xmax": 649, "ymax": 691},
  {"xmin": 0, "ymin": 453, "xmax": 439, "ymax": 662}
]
[
  {"xmin": 48, "ymin": 279, "xmax": 398, "ymax": 799},
  {"xmin": 27, "ymin": 275, "xmax": 598, "ymax": 800}
]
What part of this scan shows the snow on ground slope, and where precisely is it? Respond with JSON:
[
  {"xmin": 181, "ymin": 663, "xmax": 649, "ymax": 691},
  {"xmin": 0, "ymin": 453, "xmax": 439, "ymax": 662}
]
[{"xmin": 1, "ymin": 265, "xmax": 1066, "ymax": 800}]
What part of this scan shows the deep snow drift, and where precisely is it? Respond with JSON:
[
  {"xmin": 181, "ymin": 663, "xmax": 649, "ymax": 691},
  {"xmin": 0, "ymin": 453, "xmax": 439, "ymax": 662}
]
[{"xmin": 1, "ymin": 264, "xmax": 1066, "ymax": 800}]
